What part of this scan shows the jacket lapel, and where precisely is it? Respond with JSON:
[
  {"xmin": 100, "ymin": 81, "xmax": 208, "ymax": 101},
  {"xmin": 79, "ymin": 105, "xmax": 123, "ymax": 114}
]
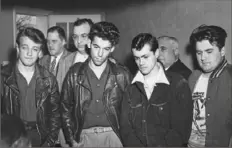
[
  {"xmin": 34, "ymin": 64, "xmax": 50, "ymax": 108},
  {"xmin": 5, "ymin": 67, "xmax": 19, "ymax": 95}
]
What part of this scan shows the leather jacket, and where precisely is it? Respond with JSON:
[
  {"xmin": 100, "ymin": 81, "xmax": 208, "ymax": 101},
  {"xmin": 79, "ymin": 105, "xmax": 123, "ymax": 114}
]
[
  {"xmin": 1, "ymin": 63, "xmax": 61, "ymax": 146},
  {"xmin": 61, "ymin": 59, "xmax": 131, "ymax": 145}
]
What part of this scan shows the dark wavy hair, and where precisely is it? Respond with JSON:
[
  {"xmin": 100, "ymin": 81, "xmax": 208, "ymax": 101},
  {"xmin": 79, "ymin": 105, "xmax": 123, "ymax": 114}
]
[
  {"xmin": 131, "ymin": 33, "xmax": 159, "ymax": 53},
  {"xmin": 16, "ymin": 27, "xmax": 46, "ymax": 50},
  {"xmin": 190, "ymin": 24, "xmax": 227, "ymax": 50},
  {"xmin": 89, "ymin": 21, "xmax": 120, "ymax": 46}
]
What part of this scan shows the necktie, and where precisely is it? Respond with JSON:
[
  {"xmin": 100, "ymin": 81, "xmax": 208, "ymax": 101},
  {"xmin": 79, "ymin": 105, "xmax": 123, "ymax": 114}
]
[{"xmin": 50, "ymin": 56, "xmax": 57, "ymax": 75}]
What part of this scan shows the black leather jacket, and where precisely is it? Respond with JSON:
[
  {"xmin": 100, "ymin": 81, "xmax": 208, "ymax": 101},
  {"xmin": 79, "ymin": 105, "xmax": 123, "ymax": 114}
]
[
  {"xmin": 61, "ymin": 59, "xmax": 131, "ymax": 145},
  {"xmin": 1, "ymin": 63, "xmax": 61, "ymax": 146}
]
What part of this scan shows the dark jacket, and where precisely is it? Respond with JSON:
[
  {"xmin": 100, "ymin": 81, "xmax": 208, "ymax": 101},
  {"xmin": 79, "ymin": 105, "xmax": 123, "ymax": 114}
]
[
  {"xmin": 61, "ymin": 58, "xmax": 131, "ymax": 145},
  {"xmin": 1, "ymin": 63, "xmax": 61, "ymax": 146},
  {"xmin": 167, "ymin": 59, "xmax": 192, "ymax": 80},
  {"xmin": 188, "ymin": 59, "xmax": 232, "ymax": 146},
  {"xmin": 120, "ymin": 71, "xmax": 193, "ymax": 147}
]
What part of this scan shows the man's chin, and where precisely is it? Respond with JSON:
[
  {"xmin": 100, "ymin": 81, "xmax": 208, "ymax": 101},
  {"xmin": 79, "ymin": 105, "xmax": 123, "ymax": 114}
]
[
  {"xmin": 201, "ymin": 67, "xmax": 213, "ymax": 73},
  {"xmin": 94, "ymin": 62, "xmax": 103, "ymax": 66}
]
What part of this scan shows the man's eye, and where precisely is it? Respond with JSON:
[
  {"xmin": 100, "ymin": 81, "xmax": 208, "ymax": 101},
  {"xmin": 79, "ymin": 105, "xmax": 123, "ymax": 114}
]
[
  {"xmin": 196, "ymin": 51, "xmax": 202, "ymax": 55},
  {"xmin": 93, "ymin": 45, "xmax": 99, "ymax": 49},
  {"xmin": 82, "ymin": 34, "xmax": 88, "ymax": 38},
  {"xmin": 104, "ymin": 48, "xmax": 111, "ymax": 51},
  {"xmin": 160, "ymin": 47, "xmax": 166, "ymax": 51},
  {"xmin": 134, "ymin": 57, "xmax": 139, "ymax": 61},
  {"xmin": 33, "ymin": 48, "xmax": 39, "ymax": 52},
  {"xmin": 21, "ymin": 46, "xmax": 28, "ymax": 50}
]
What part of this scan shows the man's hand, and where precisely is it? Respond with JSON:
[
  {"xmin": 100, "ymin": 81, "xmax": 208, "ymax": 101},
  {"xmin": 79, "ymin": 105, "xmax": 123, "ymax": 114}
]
[
  {"xmin": 58, "ymin": 129, "xmax": 70, "ymax": 147},
  {"xmin": 72, "ymin": 140, "xmax": 79, "ymax": 147}
]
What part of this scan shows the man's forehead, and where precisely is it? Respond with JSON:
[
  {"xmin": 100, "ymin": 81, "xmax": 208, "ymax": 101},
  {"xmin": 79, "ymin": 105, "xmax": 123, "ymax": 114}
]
[
  {"xmin": 92, "ymin": 36, "xmax": 112, "ymax": 48},
  {"xmin": 196, "ymin": 40, "xmax": 216, "ymax": 51},
  {"xmin": 73, "ymin": 23, "xmax": 91, "ymax": 34},
  {"xmin": 18, "ymin": 36, "xmax": 42, "ymax": 48},
  {"xmin": 158, "ymin": 39, "xmax": 173, "ymax": 47},
  {"xmin": 47, "ymin": 31, "xmax": 60, "ymax": 39},
  {"xmin": 132, "ymin": 44, "xmax": 153, "ymax": 56}
]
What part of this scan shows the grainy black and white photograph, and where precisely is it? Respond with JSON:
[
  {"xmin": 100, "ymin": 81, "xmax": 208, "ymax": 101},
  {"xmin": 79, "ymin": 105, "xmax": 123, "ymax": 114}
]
[{"xmin": 0, "ymin": 0, "xmax": 231, "ymax": 147}]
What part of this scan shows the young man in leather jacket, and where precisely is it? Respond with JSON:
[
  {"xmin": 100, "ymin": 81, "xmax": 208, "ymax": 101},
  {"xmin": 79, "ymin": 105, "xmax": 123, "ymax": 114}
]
[
  {"xmin": 61, "ymin": 21, "xmax": 131, "ymax": 147},
  {"xmin": 1, "ymin": 27, "xmax": 60, "ymax": 147}
]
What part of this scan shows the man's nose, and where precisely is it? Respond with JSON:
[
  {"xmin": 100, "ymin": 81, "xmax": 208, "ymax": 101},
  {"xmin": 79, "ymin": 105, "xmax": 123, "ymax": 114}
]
[{"xmin": 98, "ymin": 48, "xmax": 103, "ymax": 57}]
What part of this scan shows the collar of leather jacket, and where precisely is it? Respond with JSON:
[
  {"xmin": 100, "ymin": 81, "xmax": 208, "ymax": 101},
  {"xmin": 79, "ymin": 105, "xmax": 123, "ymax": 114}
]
[
  {"xmin": 78, "ymin": 57, "xmax": 121, "ymax": 76},
  {"xmin": 2, "ymin": 63, "xmax": 51, "ymax": 90}
]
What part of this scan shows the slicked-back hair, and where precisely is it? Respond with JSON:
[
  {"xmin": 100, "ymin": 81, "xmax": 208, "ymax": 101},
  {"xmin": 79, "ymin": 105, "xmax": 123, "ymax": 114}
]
[
  {"xmin": 16, "ymin": 27, "xmax": 46, "ymax": 49},
  {"xmin": 131, "ymin": 33, "xmax": 159, "ymax": 53},
  {"xmin": 47, "ymin": 26, "xmax": 66, "ymax": 41},
  {"xmin": 190, "ymin": 24, "xmax": 227, "ymax": 50},
  {"xmin": 73, "ymin": 18, "xmax": 94, "ymax": 28}
]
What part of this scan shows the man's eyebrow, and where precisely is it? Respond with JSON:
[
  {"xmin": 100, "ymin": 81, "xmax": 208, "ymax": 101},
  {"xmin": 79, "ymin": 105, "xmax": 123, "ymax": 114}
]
[{"xmin": 205, "ymin": 48, "xmax": 213, "ymax": 52}]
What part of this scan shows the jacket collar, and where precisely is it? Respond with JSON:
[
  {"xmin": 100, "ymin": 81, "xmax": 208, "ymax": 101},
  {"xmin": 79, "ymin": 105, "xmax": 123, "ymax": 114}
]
[
  {"xmin": 4, "ymin": 62, "xmax": 49, "ymax": 90},
  {"xmin": 77, "ymin": 57, "xmax": 119, "ymax": 91},
  {"xmin": 78, "ymin": 57, "xmax": 119, "ymax": 76},
  {"xmin": 210, "ymin": 57, "xmax": 228, "ymax": 79}
]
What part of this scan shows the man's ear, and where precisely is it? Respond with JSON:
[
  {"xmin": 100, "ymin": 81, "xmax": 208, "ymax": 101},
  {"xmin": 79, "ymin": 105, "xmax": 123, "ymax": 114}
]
[
  {"xmin": 173, "ymin": 47, "xmax": 179, "ymax": 56},
  {"xmin": 110, "ymin": 46, "xmax": 115, "ymax": 53},
  {"xmin": 155, "ymin": 48, "xmax": 159, "ymax": 58},
  {"xmin": 87, "ymin": 39, "xmax": 91, "ymax": 48},
  {"xmin": 16, "ymin": 43, "xmax": 19, "ymax": 54},
  {"xmin": 15, "ymin": 43, "xmax": 20, "ymax": 58},
  {"xmin": 62, "ymin": 39, "xmax": 66, "ymax": 46},
  {"xmin": 38, "ymin": 50, "xmax": 43, "ymax": 59},
  {"xmin": 220, "ymin": 47, "xmax": 225, "ymax": 57}
]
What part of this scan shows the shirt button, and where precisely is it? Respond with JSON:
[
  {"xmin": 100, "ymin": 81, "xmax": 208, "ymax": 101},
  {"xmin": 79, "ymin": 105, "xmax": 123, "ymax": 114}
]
[
  {"xmin": 97, "ymin": 84, "xmax": 100, "ymax": 87},
  {"xmin": 96, "ymin": 116, "xmax": 100, "ymax": 118},
  {"xmin": 207, "ymin": 114, "xmax": 210, "ymax": 117},
  {"xmin": 142, "ymin": 120, "xmax": 146, "ymax": 123},
  {"xmin": 96, "ymin": 100, "xmax": 99, "ymax": 103},
  {"xmin": 159, "ymin": 107, "xmax": 163, "ymax": 111}
]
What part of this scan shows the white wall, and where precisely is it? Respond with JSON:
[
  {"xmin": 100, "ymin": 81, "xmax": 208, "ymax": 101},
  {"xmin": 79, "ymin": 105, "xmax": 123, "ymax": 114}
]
[{"xmin": 106, "ymin": 0, "xmax": 232, "ymax": 71}]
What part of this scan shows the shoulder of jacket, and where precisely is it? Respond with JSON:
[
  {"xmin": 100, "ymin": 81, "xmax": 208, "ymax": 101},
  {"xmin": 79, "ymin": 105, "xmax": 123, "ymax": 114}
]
[
  {"xmin": 67, "ymin": 62, "xmax": 83, "ymax": 74},
  {"xmin": 114, "ymin": 62, "xmax": 131, "ymax": 74},
  {"xmin": 1, "ymin": 62, "xmax": 13, "ymax": 76}
]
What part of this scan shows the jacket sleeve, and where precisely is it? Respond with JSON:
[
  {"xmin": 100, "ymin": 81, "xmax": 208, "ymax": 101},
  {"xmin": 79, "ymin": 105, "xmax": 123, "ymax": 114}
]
[
  {"xmin": 46, "ymin": 76, "xmax": 61, "ymax": 146},
  {"xmin": 165, "ymin": 78, "xmax": 193, "ymax": 146},
  {"xmin": 119, "ymin": 88, "xmax": 144, "ymax": 147},
  {"xmin": 60, "ymin": 68, "xmax": 75, "ymax": 145}
]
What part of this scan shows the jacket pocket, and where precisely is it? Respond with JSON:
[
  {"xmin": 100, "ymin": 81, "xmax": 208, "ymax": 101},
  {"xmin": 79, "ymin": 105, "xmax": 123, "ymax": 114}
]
[
  {"xmin": 129, "ymin": 103, "xmax": 143, "ymax": 129},
  {"xmin": 150, "ymin": 102, "xmax": 169, "ymax": 126}
]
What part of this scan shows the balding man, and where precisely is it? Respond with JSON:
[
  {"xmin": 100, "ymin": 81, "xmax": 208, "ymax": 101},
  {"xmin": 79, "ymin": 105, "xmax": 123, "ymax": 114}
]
[{"xmin": 158, "ymin": 36, "xmax": 191, "ymax": 80}]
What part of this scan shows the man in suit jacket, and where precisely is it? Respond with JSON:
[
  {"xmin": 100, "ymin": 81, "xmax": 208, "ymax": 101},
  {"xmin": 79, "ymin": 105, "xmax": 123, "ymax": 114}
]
[
  {"xmin": 39, "ymin": 26, "xmax": 70, "ymax": 147},
  {"xmin": 158, "ymin": 36, "xmax": 191, "ymax": 80},
  {"xmin": 61, "ymin": 18, "xmax": 94, "ymax": 80},
  {"xmin": 39, "ymin": 26, "xmax": 70, "ymax": 91}
]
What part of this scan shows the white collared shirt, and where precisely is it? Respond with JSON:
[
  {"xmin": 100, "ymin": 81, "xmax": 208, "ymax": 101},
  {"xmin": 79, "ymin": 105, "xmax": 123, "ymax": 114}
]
[
  {"xmin": 73, "ymin": 52, "xmax": 89, "ymax": 64},
  {"xmin": 132, "ymin": 63, "xmax": 170, "ymax": 100},
  {"xmin": 50, "ymin": 51, "xmax": 63, "ymax": 69}
]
